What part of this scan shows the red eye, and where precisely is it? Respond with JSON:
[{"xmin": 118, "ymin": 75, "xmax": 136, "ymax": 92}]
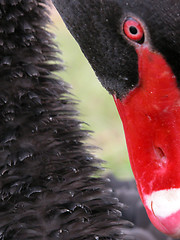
[{"xmin": 123, "ymin": 18, "xmax": 144, "ymax": 43}]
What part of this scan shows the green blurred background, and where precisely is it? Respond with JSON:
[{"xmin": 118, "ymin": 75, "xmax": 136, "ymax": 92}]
[{"xmin": 50, "ymin": 6, "xmax": 133, "ymax": 179}]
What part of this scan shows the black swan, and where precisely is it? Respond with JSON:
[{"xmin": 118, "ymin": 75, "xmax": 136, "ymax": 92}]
[
  {"xmin": 52, "ymin": 0, "xmax": 180, "ymax": 238},
  {"xmin": 0, "ymin": 1, "xmax": 128, "ymax": 239}
]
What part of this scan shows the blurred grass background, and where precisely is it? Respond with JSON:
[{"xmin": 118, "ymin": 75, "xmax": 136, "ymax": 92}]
[{"xmin": 49, "ymin": 5, "xmax": 133, "ymax": 179}]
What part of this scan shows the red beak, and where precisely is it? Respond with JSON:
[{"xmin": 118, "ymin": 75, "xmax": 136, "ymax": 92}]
[{"xmin": 114, "ymin": 45, "xmax": 180, "ymax": 237}]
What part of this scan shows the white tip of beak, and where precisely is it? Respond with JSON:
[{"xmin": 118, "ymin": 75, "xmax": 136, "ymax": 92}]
[{"xmin": 144, "ymin": 188, "xmax": 180, "ymax": 238}]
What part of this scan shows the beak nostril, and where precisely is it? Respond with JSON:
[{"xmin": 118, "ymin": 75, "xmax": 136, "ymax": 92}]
[
  {"xmin": 154, "ymin": 146, "xmax": 166, "ymax": 159},
  {"xmin": 153, "ymin": 145, "xmax": 167, "ymax": 170}
]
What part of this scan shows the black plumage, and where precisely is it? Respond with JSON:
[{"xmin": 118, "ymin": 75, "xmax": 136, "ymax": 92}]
[{"xmin": 0, "ymin": 1, "xmax": 127, "ymax": 239}]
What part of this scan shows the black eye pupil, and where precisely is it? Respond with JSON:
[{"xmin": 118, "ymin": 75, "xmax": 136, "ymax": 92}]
[{"xmin": 129, "ymin": 26, "xmax": 138, "ymax": 35}]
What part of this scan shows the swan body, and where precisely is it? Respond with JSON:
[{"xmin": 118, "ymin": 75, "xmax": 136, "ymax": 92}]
[{"xmin": 0, "ymin": 1, "xmax": 125, "ymax": 239}]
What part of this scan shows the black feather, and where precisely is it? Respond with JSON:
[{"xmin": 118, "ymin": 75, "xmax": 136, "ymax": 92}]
[{"xmin": 0, "ymin": 1, "xmax": 127, "ymax": 239}]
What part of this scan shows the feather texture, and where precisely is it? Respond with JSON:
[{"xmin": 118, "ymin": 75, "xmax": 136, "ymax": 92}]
[{"xmin": 0, "ymin": 1, "xmax": 126, "ymax": 239}]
